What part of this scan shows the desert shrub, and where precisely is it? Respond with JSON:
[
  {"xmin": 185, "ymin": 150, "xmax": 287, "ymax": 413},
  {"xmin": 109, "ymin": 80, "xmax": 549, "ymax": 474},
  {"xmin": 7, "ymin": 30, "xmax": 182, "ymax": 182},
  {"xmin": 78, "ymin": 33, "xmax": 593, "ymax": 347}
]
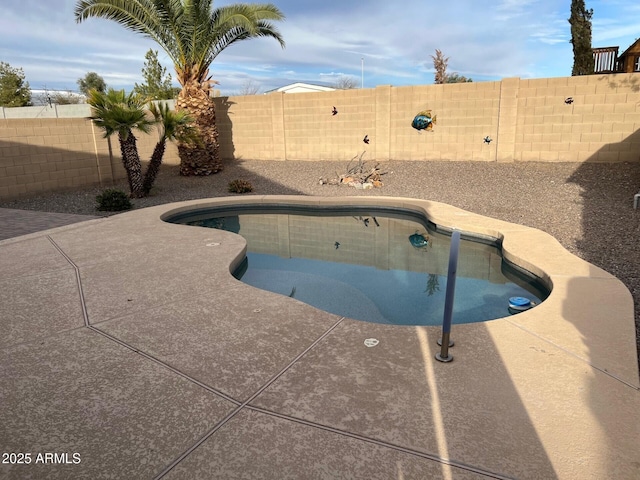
[
  {"xmin": 228, "ymin": 179, "xmax": 253, "ymax": 194},
  {"xmin": 96, "ymin": 188, "xmax": 133, "ymax": 211}
]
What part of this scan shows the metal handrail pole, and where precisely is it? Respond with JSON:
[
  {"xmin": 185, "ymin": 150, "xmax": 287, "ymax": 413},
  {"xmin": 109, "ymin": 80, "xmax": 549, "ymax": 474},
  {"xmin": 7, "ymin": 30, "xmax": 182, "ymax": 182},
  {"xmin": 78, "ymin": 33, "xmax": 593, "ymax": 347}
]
[{"xmin": 436, "ymin": 230, "xmax": 460, "ymax": 363}]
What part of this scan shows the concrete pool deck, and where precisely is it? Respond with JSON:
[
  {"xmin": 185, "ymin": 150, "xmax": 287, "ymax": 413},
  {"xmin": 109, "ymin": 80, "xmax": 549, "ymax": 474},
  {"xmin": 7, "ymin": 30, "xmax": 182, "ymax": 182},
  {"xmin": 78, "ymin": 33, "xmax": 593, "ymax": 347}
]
[{"xmin": 1, "ymin": 196, "xmax": 638, "ymax": 479}]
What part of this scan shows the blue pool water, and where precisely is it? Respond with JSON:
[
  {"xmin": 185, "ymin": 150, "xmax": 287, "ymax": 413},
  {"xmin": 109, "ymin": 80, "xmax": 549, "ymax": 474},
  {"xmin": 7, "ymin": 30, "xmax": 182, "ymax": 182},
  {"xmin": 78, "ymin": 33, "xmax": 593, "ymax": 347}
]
[{"xmin": 170, "ymin": 207, "xmax": 548, "ymax": 325}]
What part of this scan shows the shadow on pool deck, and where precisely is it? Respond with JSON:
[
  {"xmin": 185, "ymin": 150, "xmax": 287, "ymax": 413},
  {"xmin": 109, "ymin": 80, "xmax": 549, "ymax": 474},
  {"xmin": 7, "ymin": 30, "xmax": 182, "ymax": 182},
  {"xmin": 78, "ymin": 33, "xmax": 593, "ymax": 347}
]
[{"xmin": 0, "ymin": 208, "xmax": 99, "ymax": 241}]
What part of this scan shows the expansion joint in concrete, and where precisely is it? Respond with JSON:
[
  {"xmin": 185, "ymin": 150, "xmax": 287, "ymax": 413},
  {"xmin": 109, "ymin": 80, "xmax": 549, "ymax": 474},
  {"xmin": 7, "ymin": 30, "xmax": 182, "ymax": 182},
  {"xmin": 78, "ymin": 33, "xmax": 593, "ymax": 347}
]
[{"xmin": 153, "ymin": 316, "xmax": 346, "ymax": 479}]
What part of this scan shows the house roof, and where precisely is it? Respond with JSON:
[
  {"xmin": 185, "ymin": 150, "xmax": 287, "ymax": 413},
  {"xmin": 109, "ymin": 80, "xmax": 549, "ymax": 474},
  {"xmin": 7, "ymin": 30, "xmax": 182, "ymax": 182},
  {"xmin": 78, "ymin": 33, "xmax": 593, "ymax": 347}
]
[
  {"xmin": 265, "ymin": 82, "xmax": 336, "ymax": 94},
  {"xmin": 619, "ymin": 38, "xmax": 640, "ymax": 58}
]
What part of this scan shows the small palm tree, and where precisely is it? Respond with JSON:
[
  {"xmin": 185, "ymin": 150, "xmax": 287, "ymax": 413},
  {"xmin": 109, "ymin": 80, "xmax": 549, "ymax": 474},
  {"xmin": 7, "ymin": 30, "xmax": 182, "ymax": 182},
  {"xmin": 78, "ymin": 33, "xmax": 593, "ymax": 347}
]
[
  {"xmin": 88, "ymin": 88, "xmax": 152, "ymax": 198},
  {"xmin": 143, "ymin": 102, "xmax": 198, "ymax": 195},
  {"xmin": 75, "ymin": 0, "xmax": 285, "ymax": 176}
]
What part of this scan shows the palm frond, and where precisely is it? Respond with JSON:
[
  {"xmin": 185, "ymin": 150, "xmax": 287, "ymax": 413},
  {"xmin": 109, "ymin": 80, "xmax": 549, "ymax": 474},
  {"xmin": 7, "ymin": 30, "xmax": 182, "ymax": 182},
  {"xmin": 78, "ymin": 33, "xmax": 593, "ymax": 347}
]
[
  {"xmin": 148, "ymin": 101, "xmax": 198, "ymax": 143},
  {"xmin": 75, "ymin": 0, "xmax": 180, "ymax": 65},
  {"xmin": 203, "ymin": 3, "xmax": 285, "ymax": 66},
  {"xmin": 87, "ymin": 88, "xmax": 153, "ymax": 139},
  {"xmin": 76, "ymin": 0, "xmax": 285, "ymax": 87},
  {"xmin": 255, "ymin": 20, "xmax": 285, "ymax": 46}
]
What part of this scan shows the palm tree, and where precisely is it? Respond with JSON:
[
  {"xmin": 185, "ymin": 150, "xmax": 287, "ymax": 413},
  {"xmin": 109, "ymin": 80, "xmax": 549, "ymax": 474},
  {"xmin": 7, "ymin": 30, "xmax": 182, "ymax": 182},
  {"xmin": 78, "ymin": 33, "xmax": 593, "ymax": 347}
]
[
  {"xmin": 75, "ymin": 0, "xmax": 285, "ymax": 176},
  {"xmin": 143, "ymin": 102, "xmax": 197, "ymax": 195},
  {"xmin": 88, "ymin": 88, "xmax": 152, "ymax": 198}
]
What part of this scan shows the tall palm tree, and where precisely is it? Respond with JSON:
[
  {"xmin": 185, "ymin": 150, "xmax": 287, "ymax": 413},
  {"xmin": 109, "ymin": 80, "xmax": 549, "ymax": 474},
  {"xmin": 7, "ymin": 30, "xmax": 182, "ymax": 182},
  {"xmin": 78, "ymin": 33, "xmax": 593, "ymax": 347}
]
[
  {"xmin": 75, "ymin": 0, "xmax": 285, "ymax": 176},
  {"xmin": 88, "ymin": 88, "xmax": 152, "ymax": 198},
  {"xmin": 143, "ymin": 102, "xmax": 197, "ymax": 195}
]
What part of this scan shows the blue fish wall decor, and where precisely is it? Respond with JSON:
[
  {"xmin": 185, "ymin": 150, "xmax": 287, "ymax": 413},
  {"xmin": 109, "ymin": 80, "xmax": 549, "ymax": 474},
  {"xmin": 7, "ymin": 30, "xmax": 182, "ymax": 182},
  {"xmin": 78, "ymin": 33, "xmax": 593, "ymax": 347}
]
[{"xmin": 412, "ymin": 110, "xmax": 437, "ymax": 131}]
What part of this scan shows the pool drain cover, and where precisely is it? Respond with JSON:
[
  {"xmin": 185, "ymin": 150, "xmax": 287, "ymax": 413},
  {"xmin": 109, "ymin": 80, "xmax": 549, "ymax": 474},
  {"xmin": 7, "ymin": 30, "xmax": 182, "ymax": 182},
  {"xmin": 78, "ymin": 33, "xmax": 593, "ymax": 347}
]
[{"xmin": 364, "ymin": 338, "xmax": 379, "ymax": 348}]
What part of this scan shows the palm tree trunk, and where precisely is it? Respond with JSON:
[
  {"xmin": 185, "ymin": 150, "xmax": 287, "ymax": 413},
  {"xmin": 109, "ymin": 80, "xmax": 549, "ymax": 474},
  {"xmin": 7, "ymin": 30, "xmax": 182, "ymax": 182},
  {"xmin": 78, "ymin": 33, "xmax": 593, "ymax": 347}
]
[
  {"xmin": 143, "ymin": 140, "xmax": 166, "ymax": 195},
  {"xmin": 176, "ymin": 80, "xmax": 221, "ymax": 176},
  {"xmin": 117, "ymin": 131, "xmax": 145, "ymax": 198}
]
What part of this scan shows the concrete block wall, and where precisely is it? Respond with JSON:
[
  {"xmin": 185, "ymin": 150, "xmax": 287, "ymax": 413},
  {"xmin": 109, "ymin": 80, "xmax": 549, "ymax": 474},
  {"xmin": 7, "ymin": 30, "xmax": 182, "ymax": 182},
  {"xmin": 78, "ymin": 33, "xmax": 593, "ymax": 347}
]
[
  {"xmin": 217, "ymin": 89, "xmax": 380, "ymax": 162},
  {"xmin": 1, "ymin": 73, "xmax": 639, "ymax": 200},
  {"xmin": 0, "ymin": 117, "xmax": 181, "ymax": 200},
  {"xmin": 283, "ymin": 89, "xmax": 377, "ymax": 161},
  {"xmin": 390, "ymin": 82, "xmax": 501, "ymax": 162},
  {"xmin": 216, "ymin": 94, "xmax": 276, "ymax": 161},
  {"xmin": 215, "ymin": 73, "xmax": 640, "ymax": 164},
  {"xmin": 0, "ymin": 118, "xmax": 113, "ymax": 199},
  {"xmin": 514, "ymin": 75, "xmax": 640, "ymax": 162},
  {"xmin": 0, "ymin": 103, "xmax": 93, "ymax": 119}
]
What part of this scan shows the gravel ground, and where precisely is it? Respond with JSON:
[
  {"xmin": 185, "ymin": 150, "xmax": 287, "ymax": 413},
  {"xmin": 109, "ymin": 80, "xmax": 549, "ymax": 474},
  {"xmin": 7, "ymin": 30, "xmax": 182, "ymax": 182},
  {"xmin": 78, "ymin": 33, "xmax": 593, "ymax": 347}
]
[{"xmin": 2, "ymin": 159, "xmax": 639, "ymax": 364}]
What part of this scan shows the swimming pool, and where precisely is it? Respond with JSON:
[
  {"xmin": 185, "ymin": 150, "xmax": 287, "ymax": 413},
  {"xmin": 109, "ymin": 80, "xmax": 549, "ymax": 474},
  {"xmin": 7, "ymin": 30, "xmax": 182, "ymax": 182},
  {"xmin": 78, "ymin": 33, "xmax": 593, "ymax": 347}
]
[{"xmin": 166, "ymin": 204, "xmax": 549, "ymax": 325}]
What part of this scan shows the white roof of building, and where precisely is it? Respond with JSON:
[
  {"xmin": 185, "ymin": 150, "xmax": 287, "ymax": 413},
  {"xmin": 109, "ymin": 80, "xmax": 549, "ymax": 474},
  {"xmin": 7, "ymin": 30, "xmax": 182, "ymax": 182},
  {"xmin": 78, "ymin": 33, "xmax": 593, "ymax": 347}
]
[{"xmin": 266, "ymin": 82, "xmax": 336, "ymax": 94}]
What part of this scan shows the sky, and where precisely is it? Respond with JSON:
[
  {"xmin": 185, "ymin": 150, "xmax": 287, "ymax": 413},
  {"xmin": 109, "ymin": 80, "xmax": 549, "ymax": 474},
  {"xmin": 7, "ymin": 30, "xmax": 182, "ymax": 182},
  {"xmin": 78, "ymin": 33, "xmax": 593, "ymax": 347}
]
[{"xmin": 1, "ymin": 0, "xmax": 639, "ymax": 97}]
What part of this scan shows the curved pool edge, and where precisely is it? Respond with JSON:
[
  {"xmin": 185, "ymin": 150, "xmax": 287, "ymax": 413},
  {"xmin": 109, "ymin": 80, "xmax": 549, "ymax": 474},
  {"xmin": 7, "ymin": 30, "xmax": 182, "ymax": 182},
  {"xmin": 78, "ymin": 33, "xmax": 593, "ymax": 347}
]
[{"xmin": 156, "ymin": 194, "xmax": 639, "ymax": 388}]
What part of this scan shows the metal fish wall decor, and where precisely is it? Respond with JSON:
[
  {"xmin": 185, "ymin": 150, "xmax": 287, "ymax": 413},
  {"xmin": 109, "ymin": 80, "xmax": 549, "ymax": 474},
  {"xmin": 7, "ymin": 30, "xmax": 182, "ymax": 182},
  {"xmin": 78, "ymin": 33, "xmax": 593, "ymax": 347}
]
[{"xmin": 412, "ymin": 110, "xmax": 437, "ymax": 131}]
